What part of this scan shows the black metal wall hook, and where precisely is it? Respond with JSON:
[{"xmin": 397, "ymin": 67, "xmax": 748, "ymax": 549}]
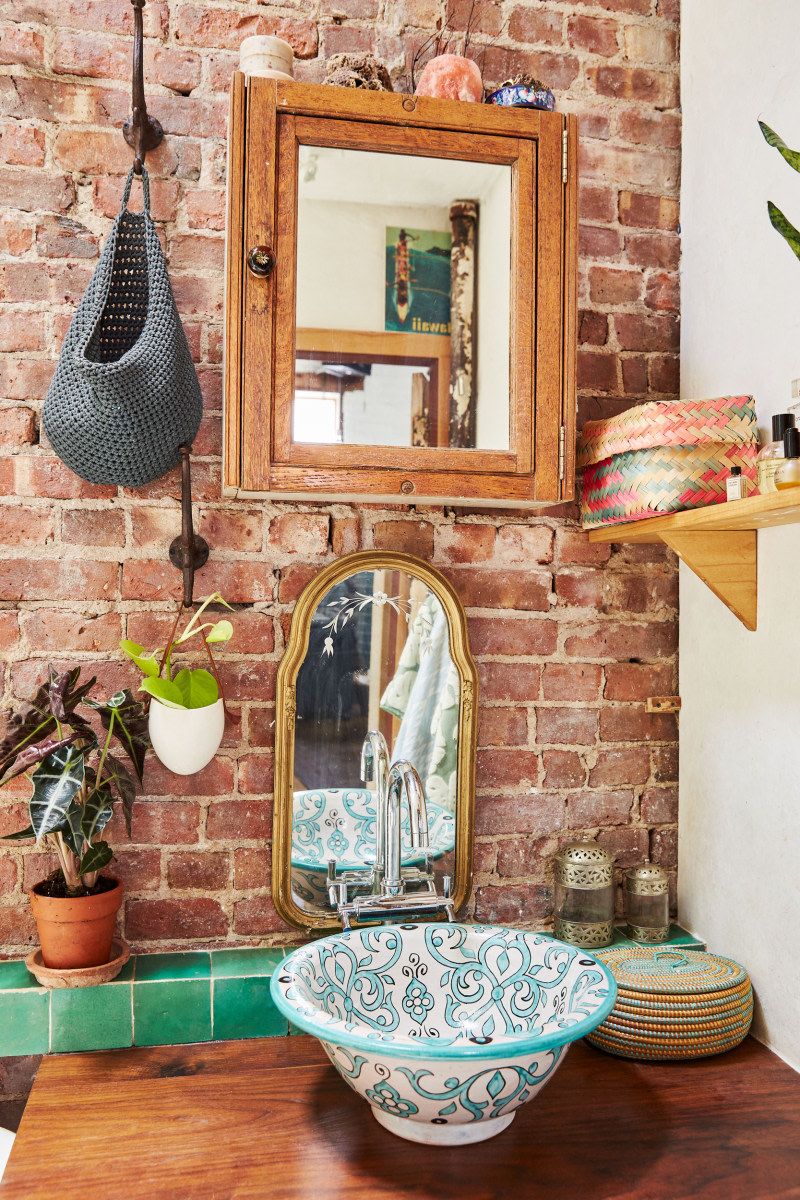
[
  {"xmin": 169, "ymin": 446, "xmax": 210, "ymax": 608},
  {"xmin": 122, "ymin": 0, "xmax": 163, "ymax": 174}
]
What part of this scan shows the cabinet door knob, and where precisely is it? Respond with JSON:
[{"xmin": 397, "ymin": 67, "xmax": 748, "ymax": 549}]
[{"xmin": 247, "ymin": 245, "xmax": 276, "ymax": 277}]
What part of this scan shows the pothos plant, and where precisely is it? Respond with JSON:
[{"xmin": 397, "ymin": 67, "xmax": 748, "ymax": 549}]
[
  {"xmin": 120, "ymin": 592, "xmax": 233, "ymax": 710},
  {"xmin": 0, "ymin": 668, "xmax": 149, "ymax": 896}
]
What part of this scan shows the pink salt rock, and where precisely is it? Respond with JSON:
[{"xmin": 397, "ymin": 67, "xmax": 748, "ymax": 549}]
[{"xmin": 415, "ymin": 54, "xmax": 483, "ymax": 102}]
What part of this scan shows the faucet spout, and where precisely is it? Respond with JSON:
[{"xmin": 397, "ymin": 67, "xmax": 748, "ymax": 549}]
[
  {"xmin": 384, "ymin": 761, "xmax": 429, "ymax": 896},
  {"xmin": 360, "ymin": 730, "xmax": 390, "ymax": 890}
]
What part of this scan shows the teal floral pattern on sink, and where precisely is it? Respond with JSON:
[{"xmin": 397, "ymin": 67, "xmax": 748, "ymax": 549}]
[{"xmin": 271, "ymin": 923, "xmax": 616, "ymax": 1142}]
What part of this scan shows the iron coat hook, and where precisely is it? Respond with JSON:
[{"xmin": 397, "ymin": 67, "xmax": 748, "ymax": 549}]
[
  {"xmin": 169, "ymin": 446, "xmax": 210, "ymax": 608},
  {"xmin": 122, "ymin": 0, "xmax": 163, "ymax": 173}
]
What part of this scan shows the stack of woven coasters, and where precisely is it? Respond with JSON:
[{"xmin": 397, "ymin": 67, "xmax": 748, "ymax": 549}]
[{"xmin": 587, "ymin": 947, "xmax": 753, "ymax": 1061}]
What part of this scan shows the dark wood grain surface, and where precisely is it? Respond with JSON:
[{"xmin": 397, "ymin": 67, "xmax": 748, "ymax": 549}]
[{"xmin": 2, "ymin": 1035, "xmax": 799, "ymax": 1200}]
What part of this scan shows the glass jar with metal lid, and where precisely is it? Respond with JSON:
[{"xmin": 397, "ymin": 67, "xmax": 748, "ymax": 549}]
[
  {"xmin": 624, "ymin": 863, "xmax": 669, "ymax": 943},
  {"xmin": 554, "ymin": 842, "xmax": 614, "ymax": 948}
]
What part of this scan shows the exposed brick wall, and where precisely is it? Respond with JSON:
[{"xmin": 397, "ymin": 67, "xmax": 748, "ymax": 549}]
[{"xmin": 0, "ymin": 1, "xmax": 680, "ymax": 960}]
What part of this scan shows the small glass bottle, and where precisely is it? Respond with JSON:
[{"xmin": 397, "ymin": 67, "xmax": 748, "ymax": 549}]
[
  {"xmin": 775, "ymin": 426, "xmax": 800, "ymax": 489},
  {"xmin": 725, "ymin": 466, "xmax": 747, "ymax": 501},
  {"xmin": 624, "ymin": 863, "xmax": 669, "ymax": 943},
  {"xmin": 757, "ymin": 413, "xmax": 795, "ymax": 494}
]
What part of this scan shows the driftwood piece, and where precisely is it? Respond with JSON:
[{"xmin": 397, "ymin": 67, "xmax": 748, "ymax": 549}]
[{"xmin": 448, "ymin": 199, "xmax": 479, "ymax": 448}]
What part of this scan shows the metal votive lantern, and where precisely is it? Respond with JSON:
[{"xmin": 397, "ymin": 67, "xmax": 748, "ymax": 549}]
[
  {"xmin": 625, "ymin": 863, "xmax": 669, "ymax": 943},
  {"xmin": 554, "ymin": 842, "xmax": 614, "ymax": 948}
]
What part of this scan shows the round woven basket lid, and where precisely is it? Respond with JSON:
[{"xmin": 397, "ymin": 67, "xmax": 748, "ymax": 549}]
[{"xmin": 596, "ymin": 947, "xmax": 748, "ymax": 995}]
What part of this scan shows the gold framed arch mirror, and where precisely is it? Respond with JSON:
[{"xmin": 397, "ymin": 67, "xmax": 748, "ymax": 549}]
[{"xmin": 273, "ymin": 550, "xmax": 478, "ymax": 930}]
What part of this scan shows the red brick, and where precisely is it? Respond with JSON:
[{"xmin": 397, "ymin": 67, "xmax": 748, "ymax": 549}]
[
  {"xmin": 615, "ymin": 312, "xmax": 679, "ymax": 352},
  {"xmin": 542, "ymin": 750, "xmax": 585, "ymax": 788},
  {"xmin": 645, "ymin": 270, "xmax": 680, "ymax": 312},
  {"xmin": 623, "ymin": 23, "xmax": 677, "ymax": 64},
  {"xmin": 0, "ymin": 23, "xmax": 43, "ymax": 67},
  {"xmin": 233, "ymin": 846, "xmax": 270, "ymax": 890},
  {"xmin": 554, "ymin": 528, "xmax": 611, "ymax": 566},
  {"xmin": 142, "ymin": 758, "xmax": 234, "ymax": 799},
  {"xmin": 0, "ymin": 213, "xmax": 33, "ymax": 255},
  {"xmin": 641, "ymin": 786, "xmax": 678, "ymax": 824},
  {"xmin": 600, "ymin": 706, "xmax": 677, "ymax": 743},
  {"xmin": 269, "ymin": 511, "xmax": 329, "ymax": 558},
  {"xmin": 167, "ymin": 851, "xmax": 229, "ymax": 891},
  {"xmin": 580, "ymin": 223, "xmax": 623, "ymax": 259},
  {"xmin": 476, "ymin": 793, "xmax": 565, "ymax": 838},
  {"xmin": 477, "ymin": 748, "xmax": 540, "ymax": 788},
  {"xmin": 566, "ymin": 789, "xmax": 634, "ymax": 828},
  {"xmin": 555, "ymin": 569, "xmax": 605, "ymax": 609},
  {"xmin": 618, "ymin": 110, "xmax": 681, "ymax": 149},
  {"xmin": 20, "ymin": 610, "xmax": 121, "ymax": 653},
  {"xmin": 444, "ymin": 568, "xmax": 552, "ymax": 612},
  {"xmin": 435, "ymin": 524, "xmax": 496, "ymax": 563},
  {"xmin": 589, "ymin": 747, "xmax": 650, "ymax": 787},
  {"xmin": 578, "ymin": 350, "xmax": 618, "ymax": 392},
  {"xmin": 122, "ymin": 560, "xmax": 274, "ymax": 604},
  {"xmin": 127, "ymin": 802, "xmax": 201, "ymax": 846},
  {"xmin": 112, "ymin": 849, "xmax": 161, "ymax": 892},
  {"xmin": 233, "ymin": 895, "xmax": 285, "ymax": 935},
  {"xmin": 93, "ymin": 175, "xmax": 180, "ymax": 223},
  {"xmin": 537, "ymin": 707, "xmax": 598, "ymax": 746},
  {"xmin": 0, "ymin": 505, "xmax": 54, "ymax": 547},
  {"xmin": 495, "ymin": 524, "xmax": 553, "ymax": 565},
  {"xmin": 619, "ymin": 190, "xmax": 679, "ymax": 230},
  {"xmin": 469, "ymin": 615, "xmax": 557, "ymax": 657},
  {"xmin": 126, "ymin": 898, "xmax": 227, "ymax": 941},
  {"xmin": 36, "ymin": 215, "xmax": 98, "ymax": 259},
  {"xmin": 237, "ymin": 753, "xmax": 274, "ymax": 795},
  {"xmin": 597, "ymin": 825, "xmax": 650, "ymax": 866},
  {"xmin": 206, "ymin": 800, "xmax": 270, "ymax": 841},
  {"xmin": 568, "ymin": 14, "xmax": 620, "ymax": 56},
  {"xmin": 477, "ymin": 706, "xmax": 528, "ymax": 748},
  {"xmin": 542, "ymin": 663, "xmax": 602, "ymax": 702},
  {"xmin": 0, "ymin": 609, "xmax": 19, "ymax": 651},
  {"xmin": 0, "ymin": 903, "xmax": 36, "ymax": 947},
  {"xmin": 246, "ymin": 707, "xmax": 275, "ymax": 749},
  {"xmin": 0, "ymin": 407, "xmax": 36, "ymax": 449},
  {"xmin": 589, "ymin": 266, "xmax": 642, "ymax": 305},
  {"xmin": 625, "ymin": 231, "xmax": 681, "ymax": 270},
  {"xmin": 0, "ymin": 121, "xmax": 44, "ymax": 166},
  {"xmin": 590, "ymin": 66, "xmax": 678, "ymax": 106},
  {"xmin": 184, "ymin": 188, "xmax": 225, "ymax": 231},
  {"xmin": 650, "ymin": 825, "xmax": 677, "ymax": 866},
  {"xmin": 0, "ymin": 559, "xmax": 117, "ymax": 602},
  {"xmin": 506, "ymin": 6, "xmax": 564, "ymax": 44},
  {"xmin": 372, "ymin": 519, "xmax": 434, "ymax": 557},
  {"xmin": 604, "ymin": 660, "xmax": 677, "ymax": 701},
  {"xmin": 478, "ymin": 661, "xmax": 541, "ymax": 703},
  {"xmin": 495, "ymin": 835, "xmax": 556, "ymax": 879},
  {"xmin": 579, "ymin": 310, "xmax": 609, "ymax": 346},
  {"xmin": 651, "ymin": 743, "xmax": 678, "ymax": 784},
  {"xmin": 474, "ymin": 883, "xmax": 551, "ymax": 924},
  {"xmin": 564, "ymin": 621, "xmax": 676, "ymax": 660},
  {"xmin": 61, "ymin": 508, "xmax": 125, "ymax": 547},
  {"xmin": 649, "ymin": 354, "xmax": 680, "ymax": 393},
  {"xmin": 581, "ymin": 142, "xmax": 678, "ymax": 191},
  {"xmin": 0, "ymin": 358, "xmax": 53, "ymax": 402},
  {"xmin": 14, "ymin": 456, "xmax": 116, "ymax": 501}
]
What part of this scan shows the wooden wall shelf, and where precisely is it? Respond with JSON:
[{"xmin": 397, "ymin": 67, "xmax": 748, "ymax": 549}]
[{"xmin": 587, "ymin": 486, "xmax": 800, "ymax": 631}]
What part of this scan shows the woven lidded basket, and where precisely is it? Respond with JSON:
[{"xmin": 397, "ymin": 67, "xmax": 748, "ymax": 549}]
[
  {"xmin": 587, "ymin": 947, "xmax": 753, "ymax": 1061},
  {"xmin": 578, "ymin": 395, "xmax": 759, "ymax": 528}
]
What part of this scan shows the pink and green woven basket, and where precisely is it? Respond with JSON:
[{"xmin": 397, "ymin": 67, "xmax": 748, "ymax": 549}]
[{"xmin": 578, "ymin": 395, "xmax": 759, "ymax": 528}]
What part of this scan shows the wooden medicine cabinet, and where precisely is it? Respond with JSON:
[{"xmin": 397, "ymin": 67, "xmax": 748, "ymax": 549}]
[{"xmin": 224, "ymin": 76, "xmax": 577, "ymax": 507}]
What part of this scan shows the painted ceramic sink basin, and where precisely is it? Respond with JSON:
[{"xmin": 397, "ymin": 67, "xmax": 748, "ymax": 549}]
[
  {"xmin": 271, "ymin": 923, "xmax": 616, "ymax": 1146},
  {"xmin": 291, "ymin": 788, "xmax": 455, "ymax": 905}
]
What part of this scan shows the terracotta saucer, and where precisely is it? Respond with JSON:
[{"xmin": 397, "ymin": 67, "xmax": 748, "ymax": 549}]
[{"xmin": 25, "ymin": 938, "xmax": 131, "ymax": 989}]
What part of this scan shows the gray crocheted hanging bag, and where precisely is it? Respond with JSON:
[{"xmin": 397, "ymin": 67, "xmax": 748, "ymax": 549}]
[{"xmin": 43, "ymin": 167, "xmax": 202, "ymax": 488}]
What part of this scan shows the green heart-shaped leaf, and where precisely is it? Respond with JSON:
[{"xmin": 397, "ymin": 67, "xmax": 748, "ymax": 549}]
[
  {"xmin": 173, "ymin": 668, "xmax": 219, "ymax": 709},
  {"xmin": 120, "ymin": 639, "xmax": 160, "ymax": 678},
  {"xmin": 140, "ymin": 676, "xmax": 185, "ymax": 708}
]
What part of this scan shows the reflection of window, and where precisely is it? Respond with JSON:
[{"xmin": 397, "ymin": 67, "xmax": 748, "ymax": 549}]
[{"xmin": 293, "ymin": 390, "xmax": 341, "ymax": 444}]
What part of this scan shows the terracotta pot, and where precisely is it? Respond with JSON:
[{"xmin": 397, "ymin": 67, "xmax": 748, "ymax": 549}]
[{"xmin": 29, "ymin": 878, "xmax": 123, "ymax": 970}]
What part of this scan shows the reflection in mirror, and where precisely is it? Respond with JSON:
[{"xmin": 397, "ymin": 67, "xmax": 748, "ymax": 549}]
[
  {"xmin": 294, "ymin": 145, "xmax": 511, "ymax": 451},
  {"xmin": 291, "ymin": 567, "xmax": 460, "ymax": 917}
]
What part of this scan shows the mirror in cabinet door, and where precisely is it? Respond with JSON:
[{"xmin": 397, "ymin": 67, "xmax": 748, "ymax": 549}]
[
  {"xmin": 272, "ymin": 551, "xmax": 477, "ymax": 930},
  {"xmin": 224, "ymin": 78, "xmax": 578, "ymax": 508}
]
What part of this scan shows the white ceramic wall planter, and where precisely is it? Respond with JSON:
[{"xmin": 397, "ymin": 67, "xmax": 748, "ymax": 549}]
[{"xmin": 148, "ymin": 698, "xmax": 224, "ymax": 776}]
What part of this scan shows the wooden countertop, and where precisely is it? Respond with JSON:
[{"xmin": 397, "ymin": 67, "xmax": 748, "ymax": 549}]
[{"xmin": 2, "ymin": 1035, "xmax": 799, "ymax": 1200}]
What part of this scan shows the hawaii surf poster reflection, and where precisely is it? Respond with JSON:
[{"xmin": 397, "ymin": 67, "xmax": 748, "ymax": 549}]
[{"xmin": 385, "ymin": 226, "xmax": 452, "ymax": 335}]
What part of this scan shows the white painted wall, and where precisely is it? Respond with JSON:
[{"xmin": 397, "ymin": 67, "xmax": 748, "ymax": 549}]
[{"xmin": 680, "ymin": 0, "xmax": 800, "ymax": 1069}]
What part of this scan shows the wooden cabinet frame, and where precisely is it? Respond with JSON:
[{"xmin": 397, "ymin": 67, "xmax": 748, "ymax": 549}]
[{"xmin": 224, "ymin": 75, "xmax": 577, "ymax": 507}]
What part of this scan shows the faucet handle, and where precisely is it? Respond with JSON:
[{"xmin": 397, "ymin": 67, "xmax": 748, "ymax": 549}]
[{"xmin": 443, "ymin": 875, "xmax": 452, "ymax": 899}]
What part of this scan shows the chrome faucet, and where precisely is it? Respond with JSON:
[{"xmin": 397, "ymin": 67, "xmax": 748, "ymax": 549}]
[
  {"xmin": 330, "ymin": 758, "xmax": 455, "ymax": 929},
  {"xmin": 360, "ymin": 730, "xmax": 389, "ymax": 890},
  {"xmin": 383, "ymin": 761, "xmax": 429, "ymax": 896}
]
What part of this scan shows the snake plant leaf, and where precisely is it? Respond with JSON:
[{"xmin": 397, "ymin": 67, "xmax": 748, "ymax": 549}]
[
  {"xmin": 29, "ymin": 745, "xmax": 85, "ymax": 842},
  {"xmin": 139, "ymin": 676, "xmax": 185, "ymax": 708},
  {"xmin": 119, "ymin": 639, "xmax": 161, "ymax": 678},
  {"xmin": 0, "ymin": 825, "xmax": 35, "ymax": 841},
  {"xmin": 88, "ymin": 690, "xmax": 149, "ymax": 784},
  {"xmin": 103, "ymin": 754, "xmax": 136, "ymax": 836},
  {"xmin": 767, "ymin": 201, "xmax": 800, "ymax": 260},
  {"xmin": 759, "ymin": 121, "xmax": 800, "ymax": 173},
  {"xmin": 78, "ymin": 841, "xmax": 113, "ymax": 876},
  {"xmin": 173, "ymin": 668, "xmax": 219, "ymax": 709}
]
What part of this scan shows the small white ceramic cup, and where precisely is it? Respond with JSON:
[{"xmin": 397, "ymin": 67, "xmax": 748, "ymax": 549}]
[
  {"xmin": 148, "ymin": 698, "xmax": 225, "ymax": 776},
  {"xmin": 239, "ymin": 35, "xmax": 294, "ymax": 80}
]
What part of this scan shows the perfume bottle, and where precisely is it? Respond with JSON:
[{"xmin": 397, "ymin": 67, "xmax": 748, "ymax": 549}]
[
  {"xmin": 757, "ymin": 413, "xmax": 795, "ymax": 494},
  {"xmin": 775, "ymin": 427, "xmax": 800, "ymax": 489},
  {"xmin": 726, "ymin": 466, "xmax": 747, "ymax": 501}
]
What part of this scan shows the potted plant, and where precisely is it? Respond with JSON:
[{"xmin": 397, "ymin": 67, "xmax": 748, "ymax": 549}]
[
  {"xmin": 0, "ymin": 668, "xmax": 149, "ymax": 972},
  {"xmin": 121, "ymin": 592, "xmax": 233, "ymax": 776}
]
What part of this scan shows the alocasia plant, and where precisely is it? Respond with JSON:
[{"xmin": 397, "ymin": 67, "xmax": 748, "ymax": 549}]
[{"xmin": 0, "ymin": 668, "xmax": 149, "ymax": 895}]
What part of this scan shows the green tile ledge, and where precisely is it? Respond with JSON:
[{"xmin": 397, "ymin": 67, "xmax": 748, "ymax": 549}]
[{"xmin": 0, "ymin": 926, "xmax": 704, "ymax": 1058}]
